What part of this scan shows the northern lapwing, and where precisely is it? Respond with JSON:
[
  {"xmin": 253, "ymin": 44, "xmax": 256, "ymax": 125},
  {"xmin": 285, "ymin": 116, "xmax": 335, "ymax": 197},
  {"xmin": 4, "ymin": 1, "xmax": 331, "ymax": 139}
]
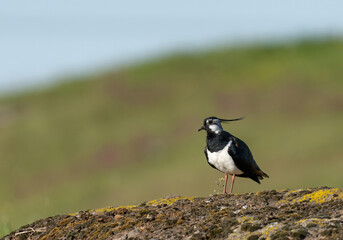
[{"xmin": 198, "ymin": 116, "xmax": 269, "ymax": 194}]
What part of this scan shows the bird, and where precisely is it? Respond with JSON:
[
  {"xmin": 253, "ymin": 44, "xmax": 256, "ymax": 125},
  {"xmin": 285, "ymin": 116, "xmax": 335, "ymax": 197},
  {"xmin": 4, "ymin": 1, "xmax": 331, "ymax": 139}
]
[{"xmin": 198, "ymin": 116, "xmax": 269, "ymax": 194}]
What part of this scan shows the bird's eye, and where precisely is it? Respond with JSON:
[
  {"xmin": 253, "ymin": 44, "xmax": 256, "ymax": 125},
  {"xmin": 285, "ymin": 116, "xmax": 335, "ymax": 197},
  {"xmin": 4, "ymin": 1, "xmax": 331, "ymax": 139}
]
[{"xmin": 208, "ymin": 120, "xmax": 213, "ymax": 124}]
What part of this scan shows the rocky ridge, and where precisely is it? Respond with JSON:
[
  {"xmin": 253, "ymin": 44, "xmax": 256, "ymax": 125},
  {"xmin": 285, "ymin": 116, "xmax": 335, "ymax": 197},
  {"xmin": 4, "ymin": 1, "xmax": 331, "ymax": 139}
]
[{"xmin": 2, "ymin": 187, "xmax": 343, "ymax": 240}]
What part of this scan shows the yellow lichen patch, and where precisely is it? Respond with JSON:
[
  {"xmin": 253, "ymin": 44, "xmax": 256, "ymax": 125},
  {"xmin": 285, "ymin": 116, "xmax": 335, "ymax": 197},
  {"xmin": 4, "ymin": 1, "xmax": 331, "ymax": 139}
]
[
  {"xmin": 298, "ymin": 218, "xmax": 325, "ymax": 226},
  {"xmin": 260, "ymin": 223, "xmax": 282, "ymax": 240},
  {"xmin": 237, "ymin": 216, "xmax": 254, "ymax": 223},
  {"xmin": 293, "ymin": 188, "xmax": 343, "ymax": 204},
  {"xmin": 69, "ymin": 205, "xmax": 137, "ymax": 216},
  {"xmin": 226, "ymin": 232, "xmax": 250, "ymax": 240},
  {"xmin": 227, "ymin": 222, "xmax": 282, "ymax": 240},
  {"xmin": 69, "ymin": 196, "xmax": 194, "ymax": 216},
  {"xmin": 146, "ymin": 196, "xmax": 194, "ymax": 206},
  {"xmin": 89, "ymin": 207, "xmax": 116, "ymax": 214},
  {"xmin": 91, "ymin": 205, "xmax": 137, "ymax": 214},
  {"xmin": 277, "ymin": 188, "xmax": 343, "ymax": 205}
]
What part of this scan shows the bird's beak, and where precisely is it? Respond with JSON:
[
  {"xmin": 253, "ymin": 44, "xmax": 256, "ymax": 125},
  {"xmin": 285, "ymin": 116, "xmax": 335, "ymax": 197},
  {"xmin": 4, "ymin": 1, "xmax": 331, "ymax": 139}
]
[{"xmin": 198, "ymin": 126, "xmax": 205, "ymax": 132}]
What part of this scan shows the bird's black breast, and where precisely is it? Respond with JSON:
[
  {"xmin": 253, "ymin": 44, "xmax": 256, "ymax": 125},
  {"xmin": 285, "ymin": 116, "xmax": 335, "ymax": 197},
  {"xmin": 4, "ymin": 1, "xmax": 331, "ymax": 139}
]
[{"xmin": 206, "ymin": 131, "xmax": 231, "ymax": 153}]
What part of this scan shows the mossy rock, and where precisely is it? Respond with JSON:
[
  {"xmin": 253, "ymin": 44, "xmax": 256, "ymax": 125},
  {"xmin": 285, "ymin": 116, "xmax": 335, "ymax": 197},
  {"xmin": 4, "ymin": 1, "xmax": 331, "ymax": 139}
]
[{"xmin": 2, "ymin": 187, "xmax": 343, "ymax": 239}]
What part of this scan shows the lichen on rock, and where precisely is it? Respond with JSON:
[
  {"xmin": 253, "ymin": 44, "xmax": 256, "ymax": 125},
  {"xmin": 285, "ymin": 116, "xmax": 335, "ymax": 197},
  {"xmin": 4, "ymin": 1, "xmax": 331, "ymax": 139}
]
[{"xmin": 2, "ymin": 187, "xmax": 343, "ymax": 240}]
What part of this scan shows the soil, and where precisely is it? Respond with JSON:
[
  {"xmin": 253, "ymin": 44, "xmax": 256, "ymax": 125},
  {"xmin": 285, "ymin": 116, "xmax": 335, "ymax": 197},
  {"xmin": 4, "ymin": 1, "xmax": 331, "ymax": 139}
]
[{"xmin": 2, "ymin": 187, "xmax": 343, "ymax": 240}]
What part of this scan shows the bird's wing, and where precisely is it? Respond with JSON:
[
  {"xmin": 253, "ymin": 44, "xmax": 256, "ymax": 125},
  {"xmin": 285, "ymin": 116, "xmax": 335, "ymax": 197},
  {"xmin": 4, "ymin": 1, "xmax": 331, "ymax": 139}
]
[{"xmin": 226, "ymin": 134, "xmax": 269, "ymax": 182}]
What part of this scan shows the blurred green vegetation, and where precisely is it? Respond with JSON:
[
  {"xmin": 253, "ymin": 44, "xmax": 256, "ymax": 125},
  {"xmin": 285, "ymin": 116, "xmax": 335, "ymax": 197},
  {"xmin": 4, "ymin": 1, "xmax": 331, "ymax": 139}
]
[{"xmin": 1, "ymin": 39, "xmax": 343, "ymax": 236}]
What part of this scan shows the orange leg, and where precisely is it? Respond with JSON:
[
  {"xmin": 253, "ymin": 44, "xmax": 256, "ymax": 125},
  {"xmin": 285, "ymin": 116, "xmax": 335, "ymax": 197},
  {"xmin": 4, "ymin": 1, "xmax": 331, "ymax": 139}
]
[
  {"xmin": 223, "ymin": 173, "xmax": 228, "ymax": 194},
  {"xmin": 229, "ymin": 174, "xmax": 236, "ymax": 194}
]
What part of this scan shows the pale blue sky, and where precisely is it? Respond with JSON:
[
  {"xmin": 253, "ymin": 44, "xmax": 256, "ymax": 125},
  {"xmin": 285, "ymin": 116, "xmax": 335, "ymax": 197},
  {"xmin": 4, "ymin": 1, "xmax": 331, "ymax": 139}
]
[{"xmin": 1, "ymin": 0, "xmax": 343, "ymax": 94}]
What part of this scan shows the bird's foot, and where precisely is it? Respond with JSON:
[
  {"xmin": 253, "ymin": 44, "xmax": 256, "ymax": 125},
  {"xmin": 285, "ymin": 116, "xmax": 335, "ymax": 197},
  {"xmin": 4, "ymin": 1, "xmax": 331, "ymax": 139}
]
[{"xmin": 223, "ymin": 192, "xmax": 233, "ymax": 195}]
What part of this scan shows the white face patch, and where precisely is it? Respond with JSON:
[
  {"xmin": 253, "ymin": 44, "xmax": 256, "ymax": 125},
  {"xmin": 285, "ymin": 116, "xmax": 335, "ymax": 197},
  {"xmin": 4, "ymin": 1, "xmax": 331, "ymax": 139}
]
[
  {"xmin": 208, "ymin": 123, "xmax": 223, "ymax": 134},
  {"xmin": 206, "ymin": 118, "xmax": 223, "ymax": 134}
]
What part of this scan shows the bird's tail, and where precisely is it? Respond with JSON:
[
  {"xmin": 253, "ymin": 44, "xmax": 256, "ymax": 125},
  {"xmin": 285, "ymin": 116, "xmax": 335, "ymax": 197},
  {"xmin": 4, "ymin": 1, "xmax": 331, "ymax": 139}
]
[{"xmin": 255, "ymin": 169, "xmax": 269, "ymax": 179}]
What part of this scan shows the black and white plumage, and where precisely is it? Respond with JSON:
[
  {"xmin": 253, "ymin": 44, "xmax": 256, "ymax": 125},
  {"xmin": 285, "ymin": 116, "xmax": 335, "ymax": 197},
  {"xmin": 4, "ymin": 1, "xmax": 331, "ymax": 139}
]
[{"xmin": 198, "ymin": 116, "xmax": 269, "ymax": 194}]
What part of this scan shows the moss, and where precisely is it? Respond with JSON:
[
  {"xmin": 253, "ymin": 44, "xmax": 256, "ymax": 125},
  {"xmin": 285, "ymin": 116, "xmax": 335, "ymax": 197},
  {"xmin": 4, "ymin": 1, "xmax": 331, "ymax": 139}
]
[
  {"xmin": 248, "ymin": 234, "xmax": 261, "ymax": 240},
  {"xmin": 146, "ymin": 196, "xmax": 194, "ymax": 206},
  {"xmin": 238, "ymin": 216, "xmax": 254, "ymax": 223},
  {"xmin": 177, "ymin": 219, "xmax": 184, "ymax": 225},
  {"xmin": 119, "ymin": 217, "xmax": 136, "ymax": 230},
  {"xmin": 288, "ymin": 213, "xmax": 302, "ymax": 220},
  {"xmin": 241, "ymin": 222, "xmax": 262, "ymax": 232},
  {"xmin": 208, "ymin": 226, "xmax": 223, "ymax": 238},
  {"xmin": 305, "ymin": 223, "xmax": 317, "ymax": 228},
  {"xmin": 270, "ymin": 230, "xmax": 289, "ymax": 240},
  {"xmin": 65, "ymin": 220, "xmax": 86, "ymax": 229},
  {"xmin": 249, "ymin": 224, "xmax": 262, "ymax": 232},
  {"xmin": 69, "ymin": 205, "xmax": 137, "ymax": 216},
  {"xmin": 40, "ymin": 226, "xmax": 62, "ymax": 240},
  {"xmin": 241, "ymin": 222, "xmax": 253, "ymax": 231},
  {"xmin": 291, "ymin": 228, "xmax": 308, "ymax": 240},
  {"xmin": 58, "ymin": 218, "xmax": 71, "ymax": 226},
  {"xmin": 321, "ymin": 229, "xmax": 333, "ymax": 236},
  {"xmin": 259, "ymin": 223, "xmax": 280, "ymax": 239},
  {"xmin": 298, "ymin": 218, "xmax": 326, "ymax": 226},
  {"xmin": 5, "ymin": 188, "xmax": 343, "ymax": 240}
]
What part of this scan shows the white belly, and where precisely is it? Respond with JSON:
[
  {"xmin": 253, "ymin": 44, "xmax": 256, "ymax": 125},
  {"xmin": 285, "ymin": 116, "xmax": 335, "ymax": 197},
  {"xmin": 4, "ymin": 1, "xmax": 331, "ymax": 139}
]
[{"xmin": 207, "ymin": 141, "xmax": 243, "ymax": 175}]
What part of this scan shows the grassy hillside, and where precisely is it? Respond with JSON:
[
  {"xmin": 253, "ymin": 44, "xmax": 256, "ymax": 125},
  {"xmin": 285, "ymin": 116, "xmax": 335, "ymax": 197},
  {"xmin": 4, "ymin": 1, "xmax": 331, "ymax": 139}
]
[{"xmin": 1, "ymin": 39, "xmax": 343, "ymax": 236}]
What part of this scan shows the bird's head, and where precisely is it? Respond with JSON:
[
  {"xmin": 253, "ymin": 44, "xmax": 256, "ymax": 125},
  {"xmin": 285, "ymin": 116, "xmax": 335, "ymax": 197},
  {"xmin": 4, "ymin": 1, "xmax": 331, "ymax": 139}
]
[{"xmin": 198, "ymin": 116, "xmax": 244, "ymax": 135}]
